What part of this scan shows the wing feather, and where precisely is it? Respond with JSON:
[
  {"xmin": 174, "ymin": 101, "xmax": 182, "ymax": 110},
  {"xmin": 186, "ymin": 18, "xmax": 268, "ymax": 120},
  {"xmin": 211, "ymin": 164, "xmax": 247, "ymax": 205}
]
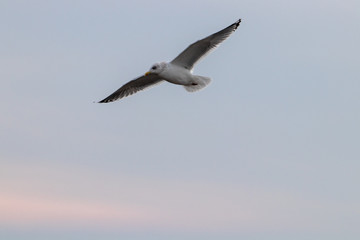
[
  {"xmin": 98, "ymin": 74, "xmax": 163, "ymax": 103},
  {"xmin": 171, "ymin": 19, "xmax": 241, "ymax": 70}
]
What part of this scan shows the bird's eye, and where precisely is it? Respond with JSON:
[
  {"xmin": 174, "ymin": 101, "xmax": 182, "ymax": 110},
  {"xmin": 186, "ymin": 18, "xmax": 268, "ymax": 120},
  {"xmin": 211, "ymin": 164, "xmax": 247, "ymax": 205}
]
[{"xmin": 151, "ymin": 66, "xmax": 157, "ymax": 70}]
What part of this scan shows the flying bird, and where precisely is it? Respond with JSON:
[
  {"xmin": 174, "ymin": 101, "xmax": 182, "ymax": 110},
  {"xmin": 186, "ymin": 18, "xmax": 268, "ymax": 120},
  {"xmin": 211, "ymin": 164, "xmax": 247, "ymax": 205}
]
[{"xmin": 99, "ymin": 19, "xmax": 241, "ymax": 103}]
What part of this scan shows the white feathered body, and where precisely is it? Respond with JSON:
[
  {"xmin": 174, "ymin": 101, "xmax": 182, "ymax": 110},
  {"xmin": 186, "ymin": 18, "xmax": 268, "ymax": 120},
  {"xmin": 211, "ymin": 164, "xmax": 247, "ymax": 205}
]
[
  {"xmin": 159, "ymin": 63, "xmax": 194, "ymax": 85},
  {"xmin": 160, "ymin": 63, "xmax": 211, "ymax": 92}
]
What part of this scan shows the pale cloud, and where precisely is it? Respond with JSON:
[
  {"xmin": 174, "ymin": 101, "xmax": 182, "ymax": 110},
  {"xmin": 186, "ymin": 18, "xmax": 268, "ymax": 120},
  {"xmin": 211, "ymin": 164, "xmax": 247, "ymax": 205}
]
[
  {"xmin": 0, "ymin": 193, "xmax": 154, "ymax": 228},
  {"xmin": 1, "ymin": 163, "xmax": 358, "ymax": 233}
]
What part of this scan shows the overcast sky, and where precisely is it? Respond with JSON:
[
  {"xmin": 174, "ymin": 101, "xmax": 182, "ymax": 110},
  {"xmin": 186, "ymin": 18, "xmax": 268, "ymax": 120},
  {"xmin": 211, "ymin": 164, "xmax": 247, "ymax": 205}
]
[{"xmin": 1, "ymin": 0, "xmax": 359, "ymax": 239}]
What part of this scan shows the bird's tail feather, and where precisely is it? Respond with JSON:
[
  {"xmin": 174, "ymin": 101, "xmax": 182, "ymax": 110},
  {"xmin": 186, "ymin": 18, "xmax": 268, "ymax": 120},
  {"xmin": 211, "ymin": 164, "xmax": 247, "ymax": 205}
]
[{"xmin": 183, "ymin": 75, "xmax": 211, "ymax": 92}]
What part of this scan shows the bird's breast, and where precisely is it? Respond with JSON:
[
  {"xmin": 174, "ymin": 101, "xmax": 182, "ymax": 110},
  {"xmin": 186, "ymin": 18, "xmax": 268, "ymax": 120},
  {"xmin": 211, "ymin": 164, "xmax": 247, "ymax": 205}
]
[{"xmin": 160, "ymin": 65, "xmax": 194, "ymax": 85}]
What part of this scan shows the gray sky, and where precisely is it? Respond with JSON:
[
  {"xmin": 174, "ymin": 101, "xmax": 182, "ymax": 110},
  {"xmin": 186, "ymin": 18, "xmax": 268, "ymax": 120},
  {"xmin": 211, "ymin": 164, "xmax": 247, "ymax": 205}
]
[{"xmin": 1, "ymin": 0, "xmax": 360, "ymax": 239}]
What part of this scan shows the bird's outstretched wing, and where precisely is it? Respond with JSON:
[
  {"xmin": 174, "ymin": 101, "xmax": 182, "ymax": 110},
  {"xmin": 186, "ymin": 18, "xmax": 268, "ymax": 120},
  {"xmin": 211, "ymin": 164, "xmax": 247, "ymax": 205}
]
[
  {"xmin": 171, "ymin": 19, "xmax": 241, "ymax": 70},
  {"xmin": 99, "ymin": 74, "xmax": 163, "ymax": 103}
]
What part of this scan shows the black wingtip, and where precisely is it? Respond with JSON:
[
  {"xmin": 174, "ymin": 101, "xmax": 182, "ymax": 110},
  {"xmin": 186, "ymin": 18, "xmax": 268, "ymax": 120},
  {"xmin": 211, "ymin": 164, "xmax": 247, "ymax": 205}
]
[
  {"xmin": 235, "ymin": 19, "xmax": 241, "ymax": 29},
  {"xmin": 98, "ymin": 98, "xmax": 112, "ymax": 103},
  {"xmin": 98, "ymin": 100, "xmax": 112, "ymax": 103}
]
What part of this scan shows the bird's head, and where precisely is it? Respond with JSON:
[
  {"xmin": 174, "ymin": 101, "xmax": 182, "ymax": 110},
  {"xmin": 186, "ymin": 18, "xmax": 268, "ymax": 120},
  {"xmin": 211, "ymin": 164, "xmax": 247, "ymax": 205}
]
[{"xmin": 145, "ymin": 62, "xmax": 167, "ymax": 76}]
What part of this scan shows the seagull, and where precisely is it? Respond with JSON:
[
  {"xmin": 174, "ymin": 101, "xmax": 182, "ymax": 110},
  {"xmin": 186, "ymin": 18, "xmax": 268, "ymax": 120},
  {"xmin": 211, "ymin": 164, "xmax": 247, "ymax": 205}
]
[{"xmin": 99, "ymin": 19, "xmax": 241, "ymax": 103}]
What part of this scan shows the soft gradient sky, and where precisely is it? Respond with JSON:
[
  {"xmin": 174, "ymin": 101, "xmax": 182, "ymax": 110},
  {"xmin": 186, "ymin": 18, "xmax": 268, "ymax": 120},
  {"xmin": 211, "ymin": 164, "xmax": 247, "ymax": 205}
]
[{"xmin": 1, "ymin": 0, "xmax": 359, "ymax": 239}]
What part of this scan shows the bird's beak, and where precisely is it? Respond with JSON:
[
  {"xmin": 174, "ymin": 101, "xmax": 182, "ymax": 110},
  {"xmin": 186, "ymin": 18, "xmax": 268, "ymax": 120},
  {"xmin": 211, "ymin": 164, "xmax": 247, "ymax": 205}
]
[{"xmin": 145, "ymin": 71, "xmax": 151, "ymax": 76}]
